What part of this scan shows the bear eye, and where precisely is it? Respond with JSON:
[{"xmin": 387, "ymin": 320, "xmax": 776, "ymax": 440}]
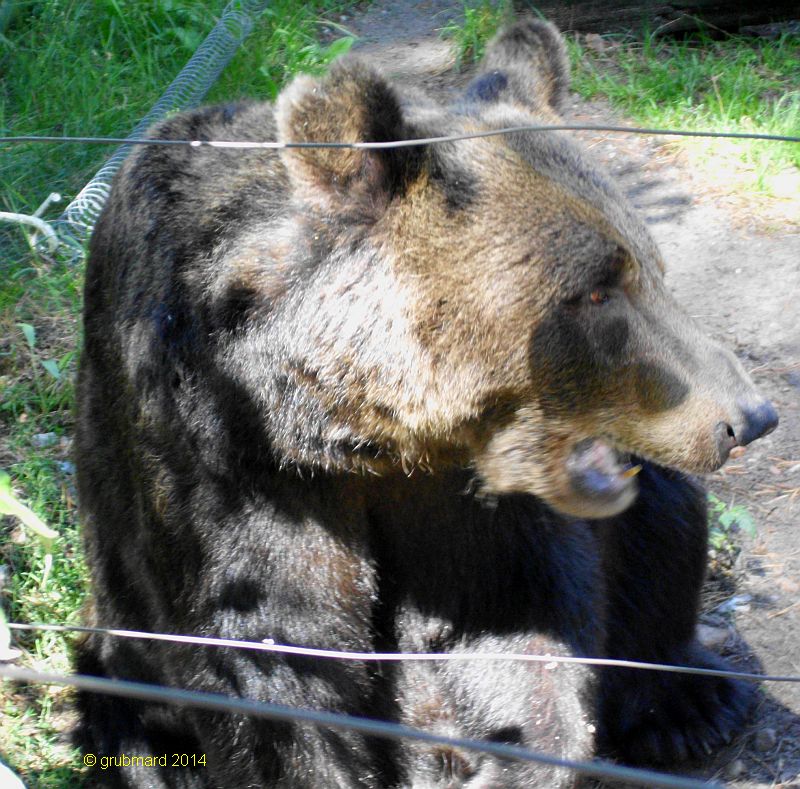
[{"xmin": 561, "ymin": 288, "xmax": 612, "ymax": 308}]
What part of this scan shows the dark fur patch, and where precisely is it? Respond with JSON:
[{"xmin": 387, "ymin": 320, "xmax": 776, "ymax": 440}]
[
  {"xmin": 151, "ymin": 294, "xmax": 197, "ymax": 355},
  {"xmin": 464, "ymin": 70, "xmax": 509, "ymax": 103},
  {"xmin": 632, "ymin": 361, "xmax": 689, "ymax": 413},
  {"xmin": 429, "ymin": 147, "xmax": 479, "ymax": 212},
  {"xmin": 212, "ymin": 283, "xmax": 261, "ymax": 333}
]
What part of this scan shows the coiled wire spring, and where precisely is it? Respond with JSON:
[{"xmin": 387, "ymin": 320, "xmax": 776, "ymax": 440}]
[{"xmin": 53, "ymin": 0, "xmax": 271, "ymax": 257}]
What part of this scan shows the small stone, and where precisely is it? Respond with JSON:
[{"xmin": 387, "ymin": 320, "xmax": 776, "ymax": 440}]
[
  {"xmin": 57, "ymin": 460, "xmax": 76, "ymax": 475},
  {"xmin": 584, "ymin": 33, "xmax": 609, "ymax": 53},
  {"xmin": 695, "ymin": 623, "xmax": 729, "ymax": 651},
  {"xmin": 753, "ymin": 727, "xmax": 777, "ymax": 752},
  {"xmin": 0, "ymin": 646, "xmax": 22, "ymax": 663},
  {"xmin": 725, "ymin": 759, "xmax": 745, "ymax": 779},
  {"xmin": 778, "ymin": 578, "xmax": 800, "ymax": 594},
  {"xmin": 31, "ymin": 431, "xmax": 57, "ymax": 448},
  {"xmin": 715, "ymin": 594, "xmax": 752, "ymax": 614}
]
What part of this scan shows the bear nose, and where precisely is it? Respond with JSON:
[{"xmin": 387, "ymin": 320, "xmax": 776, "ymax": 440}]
[
  {"xmin": 733, "ymin": 398, "xmax": 779, "ymax": 446},
  {"xmin": 717, "ymin": 399, "xmax": 779, "ymax": 457}
]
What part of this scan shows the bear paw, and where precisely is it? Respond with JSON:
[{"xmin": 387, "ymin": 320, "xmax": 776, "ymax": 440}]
[{"xmin": 596, "ymin": 642, "xmax": 756, "ymax": 765}]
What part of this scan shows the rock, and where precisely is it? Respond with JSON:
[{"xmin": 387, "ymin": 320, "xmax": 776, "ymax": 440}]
[
  {"xmin": 695, "ymin": 623, "xmax": 729, "ymax": 651},
  {"xmin": 31, "ymin": 432, "xmax": 57, "ymax": 448},
  {"xmin": 584, "ymin": 33, "xmax": 609, "ymax": 52},
  {"xmin": 753, "ymin": 727, "xmax": 777, "ymax": 752},
  {"xmin": 715, "ymin": 594, "xmax": 752, "ymax": 614},
  {"xmin": 57, "ymin": 460, "xmax": 76, "ymax": 476}
]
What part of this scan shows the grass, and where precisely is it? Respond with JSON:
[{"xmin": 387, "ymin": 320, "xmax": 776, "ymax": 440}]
[
  {"xmin": 0, "ymin": 1, "xmax": 357, "ymax": 785},
  {"xmin": 1, "ymin": 0, "xmax": 357, "ymax": 274},
  {"xmin": 439, "ymin": 0, "xmax": 513, "ymax": 68},
  {"xmin": 567, "ymin": 30, "xmax": 800, "ymax": 202}
]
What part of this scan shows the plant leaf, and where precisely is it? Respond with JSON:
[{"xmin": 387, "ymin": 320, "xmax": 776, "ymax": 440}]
[
  {"xmin": 320, "ymin": 36, "xmax": 354, "ymax": 63},
  {"xmin": 0, "ymin": 470, "xmax": 58, "ymax": 550},
  {"xmin": 173, "ymin": 27, "xmax": 202, "ymax": 53},
  {"xmin": 40, "ymin": 359, "xmax": 61, "ymax": 380},
  {"xmin": 18, "ymin": 322, "xmax": 35, "ymax": 349},
  {"xmin": 734, "ymin": 508, "xmax": 757, "ymax": 538}
]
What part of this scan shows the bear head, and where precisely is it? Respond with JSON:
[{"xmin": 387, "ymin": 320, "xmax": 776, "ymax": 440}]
[{"xmin": 226, "ymin": 20, "xmax": 778, "ymax": 519}]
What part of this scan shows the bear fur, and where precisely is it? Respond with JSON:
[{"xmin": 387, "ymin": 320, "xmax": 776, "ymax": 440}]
[{"xmin": 75, "ymin": 18, "xmax": 777, "ymax": 788}]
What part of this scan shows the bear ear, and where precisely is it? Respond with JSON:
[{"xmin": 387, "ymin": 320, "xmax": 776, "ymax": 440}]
[
  {"xmin": 471, "ymin": 18, "xmax": 570, "ymax": 115},
  {"xmin": 276, "ymin": 60, "xmax": 420, "ymax": 207}
]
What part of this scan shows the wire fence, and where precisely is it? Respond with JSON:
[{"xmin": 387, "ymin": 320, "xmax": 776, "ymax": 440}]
[
  {"xmin": 4, "ymin": 618, "xmax": 800, "ymax": 787},
  {"xmin": 3, "ymin": 123, "xmax": 797, "ymax": 260},
  {"xmin": 2, "ymin": 120, "xmax": 795, "ymax": 292},
  {"xmin": 3, "ymin": 124, "xmax": 800, "ymax": 150},
  {"xmin": 0, "ymin": 661, "xmax": 723, "ymax": 789},
  {"xmin": 8, "ymin": 621, "xmax": 800, "ymax": 684}
]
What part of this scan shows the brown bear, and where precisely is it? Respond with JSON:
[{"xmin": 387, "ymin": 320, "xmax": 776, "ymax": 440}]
[{"xmin": 75, "ymin": 18, "xmax": 778, "ymax": 788}]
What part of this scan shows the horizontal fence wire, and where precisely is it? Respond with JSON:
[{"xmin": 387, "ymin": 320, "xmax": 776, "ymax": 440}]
[
  {"xmin": 9, "ymin": 622, "xmax": 800, "ymax": 683},
  {"xmin": 3, "ymin": 124, "xmax": 796, "ymax": 258},
  {"xmin": 2, "ymin": 125, "xmax": 800, "ymax": 149},
  {"xmin": 0, "ymin": 661, "xmax": 722, "ymax": 789}
]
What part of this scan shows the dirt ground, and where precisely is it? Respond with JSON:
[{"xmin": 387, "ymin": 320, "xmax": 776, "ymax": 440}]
[{"xmin": 347, "ymin": 1, "xmax": 800, "ymax": 786}]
